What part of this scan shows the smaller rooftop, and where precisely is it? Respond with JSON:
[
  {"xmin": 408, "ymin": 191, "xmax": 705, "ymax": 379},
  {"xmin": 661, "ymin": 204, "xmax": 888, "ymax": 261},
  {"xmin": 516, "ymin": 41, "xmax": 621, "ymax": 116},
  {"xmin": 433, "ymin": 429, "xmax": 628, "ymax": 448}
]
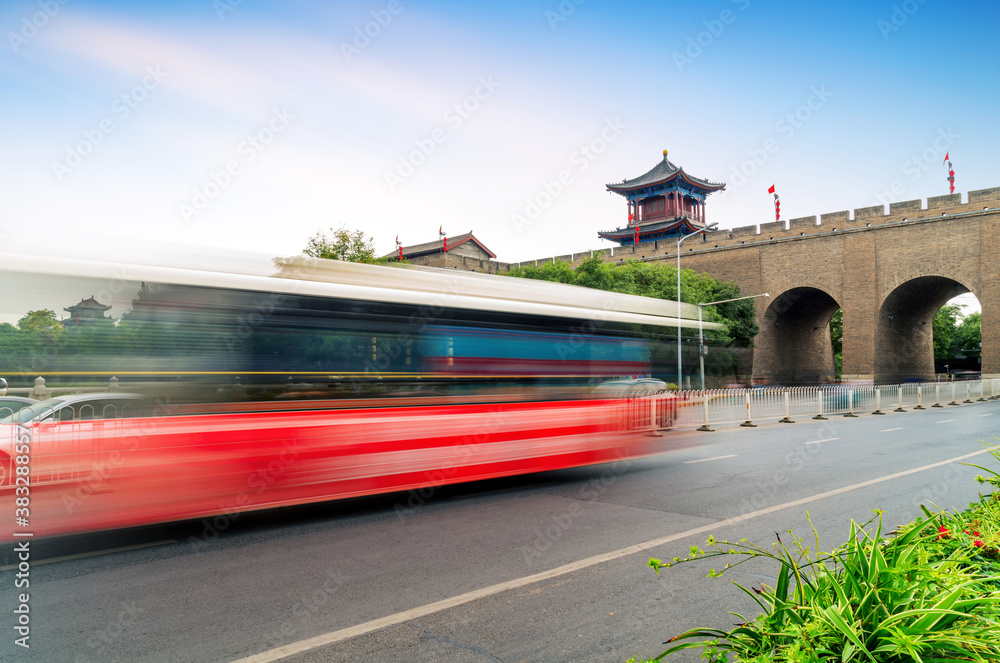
[{"xmin": 384, "ymin": 232, "xmax": 497, "ymax": 260}]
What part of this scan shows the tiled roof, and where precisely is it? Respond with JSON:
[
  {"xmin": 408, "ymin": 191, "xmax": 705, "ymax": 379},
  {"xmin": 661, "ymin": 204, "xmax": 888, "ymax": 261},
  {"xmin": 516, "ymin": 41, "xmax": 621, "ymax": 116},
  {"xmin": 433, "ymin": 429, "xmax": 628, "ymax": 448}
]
[
  {"xmin": 383, "ymin": 232, "xmax": 497, "ymax": 260},
  {"xmin": 607, "ymin": 155, "xmax": 725, "ymax": 194},
  {"xmin": 64, "ymin": 296, "xmax": 111, "ymax": 312},
  {"xmin": 597, "ymin": 217, "xmax": 711, "ymax": 239}
]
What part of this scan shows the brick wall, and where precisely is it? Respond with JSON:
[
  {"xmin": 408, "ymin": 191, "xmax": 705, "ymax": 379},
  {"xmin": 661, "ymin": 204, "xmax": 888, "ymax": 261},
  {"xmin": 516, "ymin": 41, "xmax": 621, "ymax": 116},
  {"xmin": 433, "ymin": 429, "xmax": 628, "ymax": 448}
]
[{"xmin": 476, "ymin": 187, "xmax": 1000, "ymax": 383}]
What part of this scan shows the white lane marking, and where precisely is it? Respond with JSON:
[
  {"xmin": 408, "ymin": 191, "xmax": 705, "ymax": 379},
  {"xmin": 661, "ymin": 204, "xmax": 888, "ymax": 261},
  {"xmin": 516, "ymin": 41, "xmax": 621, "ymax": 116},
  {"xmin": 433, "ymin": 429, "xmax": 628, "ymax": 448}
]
[
  {"xmin": 980, "ymin": 414, "xmax": 994, "ymax": 417},
  {"xmin": 937, "ymin": 420, "xmax": 954, "ymax": 423},
  {"xmin": 880, "ymin": 428, "xmax": 904, "ymax": 432},
  {"xmin": 683, "ymin": 454, "xmax": 737, "ymax": 464},
  {"xmin": 229, "ymin": 447, "xmax": 993, "ymax": 663},
  {"xmin": 805, "ymin": 438, "xmax": 839, "ymax": 445},
  {"xmin": 0, "ymin": 539, "xmax": 177, "ymax": 572}
]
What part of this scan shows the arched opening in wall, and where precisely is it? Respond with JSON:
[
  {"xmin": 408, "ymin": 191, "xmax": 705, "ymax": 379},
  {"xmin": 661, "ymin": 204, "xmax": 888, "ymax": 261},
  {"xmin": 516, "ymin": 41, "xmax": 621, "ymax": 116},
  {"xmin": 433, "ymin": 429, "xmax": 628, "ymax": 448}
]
[
  {"xmin": 875, "ymin": 277, "xmax": 976, "ymax": 384},
  {"xmin": 757, "ymin": 288, "xmax": 840, "ymax": 384},
  {"xmin": 933, "ymin": 291, "xmax": 982, "ymax": 381}
]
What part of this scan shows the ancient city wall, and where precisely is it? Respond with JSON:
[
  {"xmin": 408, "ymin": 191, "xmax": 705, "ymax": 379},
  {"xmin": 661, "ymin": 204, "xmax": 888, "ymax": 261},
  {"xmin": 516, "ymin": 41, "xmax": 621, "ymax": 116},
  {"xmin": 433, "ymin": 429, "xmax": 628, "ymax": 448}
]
[
  {"xmin": 497, "ymin": 187, "xmax": 1000, "ymax": 382},
  {"xmin": 506, "ymin": 187, "xmax": 1000, "ymax": 271}
]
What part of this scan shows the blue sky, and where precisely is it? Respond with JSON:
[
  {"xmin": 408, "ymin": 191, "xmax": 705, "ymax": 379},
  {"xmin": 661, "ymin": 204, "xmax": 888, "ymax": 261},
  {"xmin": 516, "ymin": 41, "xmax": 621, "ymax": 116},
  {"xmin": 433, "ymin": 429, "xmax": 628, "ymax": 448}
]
[{"xmin": 1, "ymin": 0, "xmax": 997, "ymax": 304}]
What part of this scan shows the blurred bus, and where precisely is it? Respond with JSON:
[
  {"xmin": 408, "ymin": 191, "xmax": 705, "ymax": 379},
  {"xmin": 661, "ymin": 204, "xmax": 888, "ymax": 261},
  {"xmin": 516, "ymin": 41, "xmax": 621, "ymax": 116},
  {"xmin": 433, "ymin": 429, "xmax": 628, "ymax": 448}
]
[{"xmin": 0, "ymin": 254, "xmax": 720, "ymax": 538}]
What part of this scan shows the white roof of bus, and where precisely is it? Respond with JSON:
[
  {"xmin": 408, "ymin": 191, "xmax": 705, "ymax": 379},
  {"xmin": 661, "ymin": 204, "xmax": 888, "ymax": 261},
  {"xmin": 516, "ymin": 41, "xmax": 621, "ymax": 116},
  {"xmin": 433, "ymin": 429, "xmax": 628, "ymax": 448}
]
[{"xmin": 0, "ymin": 253, "xmax": 723, "ymax": 331}]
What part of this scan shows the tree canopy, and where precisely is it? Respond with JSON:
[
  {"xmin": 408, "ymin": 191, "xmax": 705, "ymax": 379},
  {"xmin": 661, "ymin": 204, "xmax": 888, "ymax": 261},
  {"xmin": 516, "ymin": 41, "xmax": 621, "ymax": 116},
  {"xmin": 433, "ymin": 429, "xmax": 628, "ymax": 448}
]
[
  {"xmin": 933, "ymin": 304, "xmax": 981, "ymax": 363},
  {"xmin": 507, "ymin": 257, "xmax": 759, "ymax": 347},
  {"xmin": 303, "ymin": 227, "xmax": 386, "ymax": 264}
]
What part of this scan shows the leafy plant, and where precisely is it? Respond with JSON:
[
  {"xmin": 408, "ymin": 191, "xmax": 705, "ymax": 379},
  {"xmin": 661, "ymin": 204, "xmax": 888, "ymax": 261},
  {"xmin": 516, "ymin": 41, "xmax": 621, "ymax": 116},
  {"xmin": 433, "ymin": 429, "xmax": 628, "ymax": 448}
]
[{"xmin": 643, "ymin": 505, "xmax": 1000, "ymax": 662}]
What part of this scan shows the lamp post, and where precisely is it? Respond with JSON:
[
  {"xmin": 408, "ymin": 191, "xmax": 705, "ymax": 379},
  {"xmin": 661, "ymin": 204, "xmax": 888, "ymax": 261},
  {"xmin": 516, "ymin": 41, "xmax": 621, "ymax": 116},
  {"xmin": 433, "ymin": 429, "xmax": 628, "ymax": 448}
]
[
  {"xmin": 697, "ymin": 293, "xmax": 770, "ymax": 390},
  {"xmin": 677, "ymin": 222, "xmax": 717, "ymax": 388}
]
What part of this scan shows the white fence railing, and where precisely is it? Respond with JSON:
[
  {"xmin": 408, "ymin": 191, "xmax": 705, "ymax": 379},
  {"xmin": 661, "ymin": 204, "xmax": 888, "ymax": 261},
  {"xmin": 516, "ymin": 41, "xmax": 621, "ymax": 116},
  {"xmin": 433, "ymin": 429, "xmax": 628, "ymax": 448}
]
[{"xmin": 631, "ymin": 379, "xmax": 1000, "ymax": 431}]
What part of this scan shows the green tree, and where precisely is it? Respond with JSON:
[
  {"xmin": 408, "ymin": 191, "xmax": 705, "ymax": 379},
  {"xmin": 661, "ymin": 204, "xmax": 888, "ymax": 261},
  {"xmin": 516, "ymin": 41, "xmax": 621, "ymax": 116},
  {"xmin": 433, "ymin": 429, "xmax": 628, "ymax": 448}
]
[
  {"xmin": 303, "ymin": 226, "xmax": 385, "ymax": 264},
  {"xmin": 17, "ymin": 309, "xmax": 63, "ymax": 343},
  {"xmin": 953, "ymin": 311, "xmax": 981, "ymax": 357},
  {"xmin": 829, "ymin": 309, "xmax": 843, "ymax": 379},
  {"xmin": 932, "ymin": 304, "xmax": 963, "ymax": 361},
  {"xmin": 0, "ymin": 323, "xmax": 33, "ymax": 374},
  {"xmin": 508, "ymin": 257, "xmax": 759, "ymax": 347}
]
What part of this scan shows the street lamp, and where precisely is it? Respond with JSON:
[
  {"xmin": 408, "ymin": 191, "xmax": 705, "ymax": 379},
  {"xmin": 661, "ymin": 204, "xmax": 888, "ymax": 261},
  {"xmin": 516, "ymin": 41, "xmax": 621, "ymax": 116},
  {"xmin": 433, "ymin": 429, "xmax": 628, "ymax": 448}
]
[
  {"xmin": 677, "ymin": 222, "xmax": 717, "ymax": 388},
  {"xmin": 697, "ymin": 293, "xmax": 770, "ymax": 390}
]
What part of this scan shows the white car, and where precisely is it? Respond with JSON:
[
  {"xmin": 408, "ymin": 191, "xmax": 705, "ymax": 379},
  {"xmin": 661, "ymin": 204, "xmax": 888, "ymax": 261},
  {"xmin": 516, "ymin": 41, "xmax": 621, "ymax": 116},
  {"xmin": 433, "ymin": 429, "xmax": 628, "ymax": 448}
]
[
  {"xmin": 0, "ymin": 393, "xmax": 147, "ymax": 486},
  {"xmin": 594, "ymin": 378, "xmax": 671, "ymax": 394}
]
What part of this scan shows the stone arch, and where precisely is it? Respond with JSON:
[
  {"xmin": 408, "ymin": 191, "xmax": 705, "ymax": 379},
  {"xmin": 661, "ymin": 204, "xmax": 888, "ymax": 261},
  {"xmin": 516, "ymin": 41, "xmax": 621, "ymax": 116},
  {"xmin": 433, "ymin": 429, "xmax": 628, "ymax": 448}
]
[
  {"xmin": 756, "ymin": 287, "xmax": 841, "ymax": 384},
  {"xmin": 874, "ymin": 276, "xmax": 972, "ymax": 384}
]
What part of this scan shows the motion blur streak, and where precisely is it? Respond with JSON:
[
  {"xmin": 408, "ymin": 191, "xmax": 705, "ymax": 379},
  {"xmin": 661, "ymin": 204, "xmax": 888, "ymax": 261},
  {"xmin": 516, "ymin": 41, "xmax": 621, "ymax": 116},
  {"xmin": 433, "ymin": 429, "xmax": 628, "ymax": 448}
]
[
  {"xmin": 0, "ymin": 254, "xmax": 718, "ymax": 539},
  {"xmin": 1, "ymin": 398, "xmax": 675, "ymax": 539}
]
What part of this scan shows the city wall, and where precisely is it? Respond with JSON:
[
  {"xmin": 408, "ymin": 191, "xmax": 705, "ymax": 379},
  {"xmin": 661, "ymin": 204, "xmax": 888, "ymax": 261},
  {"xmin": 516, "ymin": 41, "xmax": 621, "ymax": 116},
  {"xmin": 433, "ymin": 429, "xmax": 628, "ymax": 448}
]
[{"xmin": 496, "ymin": 187, "xmax": 1000, "ymax": 383}]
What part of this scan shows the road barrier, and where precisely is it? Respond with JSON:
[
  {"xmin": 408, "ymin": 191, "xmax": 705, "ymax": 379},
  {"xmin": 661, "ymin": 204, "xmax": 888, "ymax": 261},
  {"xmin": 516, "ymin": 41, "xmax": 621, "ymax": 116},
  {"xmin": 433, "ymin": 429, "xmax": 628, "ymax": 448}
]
[{"xmin": 629, "ymin": 379, "xmax": 1000, "ymax": 431}]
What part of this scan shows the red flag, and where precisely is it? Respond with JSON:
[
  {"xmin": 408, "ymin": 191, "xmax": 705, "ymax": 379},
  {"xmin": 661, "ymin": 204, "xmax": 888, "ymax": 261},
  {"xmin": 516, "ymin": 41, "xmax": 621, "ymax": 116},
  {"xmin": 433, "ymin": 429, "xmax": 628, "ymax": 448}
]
[
  {"xmin": 767, "ymin": 185, "xmax": 776, "ymax": 194},
  {"xmin": 943, "ymin": 152, "xmax": 949, "ymax": 165}
]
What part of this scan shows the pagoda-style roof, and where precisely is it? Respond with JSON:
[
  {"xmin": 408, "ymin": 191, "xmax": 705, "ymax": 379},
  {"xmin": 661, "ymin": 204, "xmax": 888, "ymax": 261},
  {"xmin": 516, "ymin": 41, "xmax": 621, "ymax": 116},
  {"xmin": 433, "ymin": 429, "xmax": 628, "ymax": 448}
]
[
  {"xmin": 64, "ymin": 296, "xmax": 111, "ymax": 313},
  {"xmin": 384, "ymin": 232, "xmax": 497, "ymax": 260},
  {"xmin": 606, "ymin": 153, "xmax": 725, "ymax": 195},
  {"xmin": 597, "ymin": 217, "xmax": 709, "ymax": 243}
]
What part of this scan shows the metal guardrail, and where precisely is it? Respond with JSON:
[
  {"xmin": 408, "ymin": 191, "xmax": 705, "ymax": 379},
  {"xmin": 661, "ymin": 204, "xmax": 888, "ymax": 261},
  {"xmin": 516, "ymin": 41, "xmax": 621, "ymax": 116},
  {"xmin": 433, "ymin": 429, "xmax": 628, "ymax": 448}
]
[{"xmin": 627, "ymin": 380, "xmax": 1000, "ymax": 431}]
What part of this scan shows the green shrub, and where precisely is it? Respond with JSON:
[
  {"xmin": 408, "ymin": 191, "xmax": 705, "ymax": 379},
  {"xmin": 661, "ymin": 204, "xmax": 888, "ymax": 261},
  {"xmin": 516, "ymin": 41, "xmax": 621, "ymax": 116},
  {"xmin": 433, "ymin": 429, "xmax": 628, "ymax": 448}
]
[{"xmin": 639, "ymin": 443, "xmax": 1000, "ymax": 662}]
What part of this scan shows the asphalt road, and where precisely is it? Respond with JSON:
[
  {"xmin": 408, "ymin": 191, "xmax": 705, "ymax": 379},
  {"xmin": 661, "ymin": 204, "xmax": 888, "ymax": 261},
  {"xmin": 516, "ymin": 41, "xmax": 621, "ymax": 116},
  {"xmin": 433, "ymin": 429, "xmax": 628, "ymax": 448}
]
[{"xmin": 2, "ymin": 399, "xmax": 999, "ymax": 663}]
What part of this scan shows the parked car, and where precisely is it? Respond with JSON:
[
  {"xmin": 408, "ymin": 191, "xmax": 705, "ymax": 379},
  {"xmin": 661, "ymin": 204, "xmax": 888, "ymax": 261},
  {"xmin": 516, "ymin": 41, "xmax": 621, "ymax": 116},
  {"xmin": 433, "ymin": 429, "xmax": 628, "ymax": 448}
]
[
  {"xmin": 0, "ymin": 396, "xmax": 38, "ymax": 419},
  {"xmin": 0, "ymin": 393, "xmax": 149, "ymax": 486},
  {"xmin": 594, "ymin": 378, "xmax": 671, "ymax": 394},
  {"xmin": 594, "ymin": 378, "xmax": 678, "ymax": 428},
  {"xmin": 0, "ymin": 393, "xmax": 147, "ymax": 425}
]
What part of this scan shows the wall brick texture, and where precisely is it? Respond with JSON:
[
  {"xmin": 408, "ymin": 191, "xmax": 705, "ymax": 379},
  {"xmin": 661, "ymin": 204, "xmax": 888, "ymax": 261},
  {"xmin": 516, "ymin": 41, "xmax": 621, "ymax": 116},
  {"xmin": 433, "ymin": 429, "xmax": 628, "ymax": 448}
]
[{"xmin": 456, "ymin": 188, "xmax": 1000, "ymax": 384}]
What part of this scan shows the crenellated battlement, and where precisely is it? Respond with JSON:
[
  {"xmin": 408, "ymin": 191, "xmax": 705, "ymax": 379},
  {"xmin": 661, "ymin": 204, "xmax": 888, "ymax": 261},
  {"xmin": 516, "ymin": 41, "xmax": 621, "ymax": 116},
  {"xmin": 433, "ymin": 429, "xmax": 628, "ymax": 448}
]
[{"xmin": 504, "ymin": 186, "xmax": 1000, "ymax": 271}]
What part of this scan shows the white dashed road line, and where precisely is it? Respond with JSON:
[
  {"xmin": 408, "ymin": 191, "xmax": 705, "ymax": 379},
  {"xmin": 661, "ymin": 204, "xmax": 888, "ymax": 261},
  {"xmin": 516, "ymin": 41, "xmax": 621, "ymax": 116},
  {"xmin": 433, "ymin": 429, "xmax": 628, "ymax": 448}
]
[
  {"xmin": 880, "ymin": 427, "xmax": 904, "ymax": 432},
  {"xmin": 805, "ymin": 438, "xmax": 839, "ymax": 445},
  {"xmin": 683, "ymin": 454, "xmax": 738, "ymax": 464},
  {"xmin": 0, "ymin": 539, "xmax": 177, "ymax": 571}
]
